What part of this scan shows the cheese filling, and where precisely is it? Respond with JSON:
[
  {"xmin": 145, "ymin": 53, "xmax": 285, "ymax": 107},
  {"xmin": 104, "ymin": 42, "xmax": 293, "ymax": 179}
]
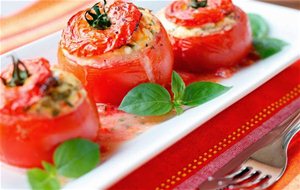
[
  {"xmin": 157, "ymin": 9, "xmax": 236, "ymax": 38},
  {"xmin": 28, "ymin": 69, "xmax": 86, "ymax": 118},
  {"xmin": 112, "ymin": 8, "xmax": 161, "ymax": 55}
]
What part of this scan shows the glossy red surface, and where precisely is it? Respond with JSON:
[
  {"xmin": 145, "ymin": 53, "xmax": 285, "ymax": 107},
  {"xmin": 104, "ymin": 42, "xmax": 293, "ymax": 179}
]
[
  {"xmin": 170, "ymin": 6, "xmax": 253, "ymax": 72},
  {"xmin": 0, "ymin": 59, "xmax": 99, "ymax": 168},
  {"xmin": 60, "ymin": 1, "xmax": 142, "ymax": 57},
  {"xmin": 165, "ymin": 0, "xmax": 234, "ymax": 27}
]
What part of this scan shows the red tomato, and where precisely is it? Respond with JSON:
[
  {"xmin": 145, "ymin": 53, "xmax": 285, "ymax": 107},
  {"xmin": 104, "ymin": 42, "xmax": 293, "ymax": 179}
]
[
  {"xmin": 165, "ymin": 0, "xmax": 234, "ymax": 27},
  {"xmin": 61, "ymin": 1, "xmax": 142, "ymax": 56},
  {"xmin": 0, "ymin": 58, "xmax": 99, "ymax": 168},
  {"xmin": 0, "ymin": 58, "xmax": 52, "ymax": 114},
  {"xmin": 164, "ymin": 1, "xmax": 252, "ymax": 72},
  {"xmin": 59, "ymin": 2, "xmax": 173, "ymax": 105}
]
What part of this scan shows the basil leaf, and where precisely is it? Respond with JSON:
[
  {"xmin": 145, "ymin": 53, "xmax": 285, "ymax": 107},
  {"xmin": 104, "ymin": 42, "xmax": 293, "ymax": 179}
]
[
  {"xmin": 119, "ymin": 83, "xmax": 172, "ymax": 116},
  {"xmin": 172, "ymin": 71, "xmax": 186, "ymax": 101},
  {"xmin": 42, "ymin": 161, "xmax": 56, "ymax": 175},
  {"xmin": 174, "ymin": 105, "xmax": 184, "ymax": 115},
  {"xmin": 253, "ymin": 37, "xmax": 288, "ymax": 58},
  {"xmin": 27, "ymin": 168, "xmax": 60, "ymax": 190},
  {"xmin": 54, "ymin": 138, "xmax": 100, "ymax": 178},
  {"xmin": 182, "ymin": 82, "xmax": 230, "ymax": 106},
  {"xmin": 248, "ymin": 13, "xmax": 269, "ymax": 39}
]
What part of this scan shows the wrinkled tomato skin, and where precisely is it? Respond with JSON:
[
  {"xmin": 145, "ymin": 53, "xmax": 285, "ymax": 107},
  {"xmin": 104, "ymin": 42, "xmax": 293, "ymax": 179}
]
[
  {"xmin": 0, "ymin": 98, "xmax": 99, "ymax": 168},
  {"xmin": 58, "ymin": 26, "xmax": 173, "ymax": 105},
  {"xmin": 171, "ymin": 7, "xmax": 252, "ymax": 72}
]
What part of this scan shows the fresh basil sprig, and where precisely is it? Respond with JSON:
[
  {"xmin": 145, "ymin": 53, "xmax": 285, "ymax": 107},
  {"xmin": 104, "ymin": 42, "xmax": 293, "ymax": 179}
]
[
  {"xmin": 119, "ymin": 71, "xmax": 230, "ymax": 116},
  {"xmin": 253, "ymin": 37, "xmax": 288, "ymax": 59},
  {"xmin": 248, "ymin": 13, "xmax": 287, "ymax": 58},
  {"xmin": 248, "ymin": 13, "xmax": 269, "ymax": 39},
  {"xmin": 118, "ymin": 83, "xmax": 173, "ymax": 116},
  {"xmin": 27, "ymin": 138, "xmax": 100, "ymax": 190}
]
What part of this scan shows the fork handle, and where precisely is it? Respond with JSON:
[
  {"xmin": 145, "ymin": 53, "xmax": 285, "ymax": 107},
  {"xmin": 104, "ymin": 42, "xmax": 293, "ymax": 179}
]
[{"xmin": 283, "ymin": 110, "xmax": 300, "ymax": 149}]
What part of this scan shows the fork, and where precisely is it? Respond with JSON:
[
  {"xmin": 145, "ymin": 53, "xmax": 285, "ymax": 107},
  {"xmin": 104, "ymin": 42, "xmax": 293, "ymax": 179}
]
[{"xmin": 200, "ymin": 110, "xmax": 300, "ymax": 190}]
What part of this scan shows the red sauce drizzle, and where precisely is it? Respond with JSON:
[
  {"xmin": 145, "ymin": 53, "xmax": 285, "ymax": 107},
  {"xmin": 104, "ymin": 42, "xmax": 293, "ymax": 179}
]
[{"xmin": 96, "ymin": 52, "xmax": 260, "ymax": 159}]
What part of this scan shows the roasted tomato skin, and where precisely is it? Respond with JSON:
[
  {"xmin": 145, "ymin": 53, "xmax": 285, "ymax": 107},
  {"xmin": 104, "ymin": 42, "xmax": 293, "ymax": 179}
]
[
  {"xmin": 171, "ymin": 7, "xmax": 252, "ymax": 72},
  {"xmin": 165, "ymin": 4, "xmax": 252, "ymax": 72},
  {"xmin": 61, "ymin": 1, "xmax": 143, "ymax": 57},
  {"xmin": 0, "ymin": 59, "xmax": 99, "ymax": 168},
  {"xmin": 59, "ymin": 3, "xmax": 173, "ymax": 105},
  {"xmin": 165, "ymin": 0, "xmax": 235, "ymax": 27},
  {"xmin": 0, "ymin": 99, "xmax": 99, "ymax": 168},
  {"xmin": 58, "ymin": 28, "xmax": 173, "ymax": 105}
]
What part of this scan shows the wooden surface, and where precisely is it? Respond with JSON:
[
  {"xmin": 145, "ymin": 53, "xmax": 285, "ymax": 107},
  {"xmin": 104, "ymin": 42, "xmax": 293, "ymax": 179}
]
[{"xmin": 258, "ymin": 0, "xmax": 300, "ymax": 9}]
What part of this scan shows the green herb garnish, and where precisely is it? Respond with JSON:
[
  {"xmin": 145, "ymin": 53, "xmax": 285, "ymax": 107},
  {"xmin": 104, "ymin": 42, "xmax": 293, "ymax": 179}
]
[
  {"xmin": 189, "ymin": 0, "xmax": 207, "ymax": 9},
  {"xmin": 1, "ymin": 56, "xmax": 30, "ymax": 87},
  {"xmin": 119, "ymin": 83, "xmax": 172, "ymax": 116},
  {"xmin": 27, "ymin": 166, "xmax": 60, "ymax": 190},
  {"xmin": 85, "ymin": 0, "xmax": 111, "ymax": 30},
  {"xmin": 253, "ymin": 37, "xmax": 288, "ymax": 58},
  {"xmin": 119, "ymin": 71, "xmax": 230, "ymax": 116},
  {"xmin": 27, "ymin": 139, "xmax": 100, "ymax": 190},
  {"xmin": 248, "ymin": 13, "xmax": 269, "ymax": 39},
  {"xmin": 248, "ymin": 13, "xmax": 288, "ymax": 58}
]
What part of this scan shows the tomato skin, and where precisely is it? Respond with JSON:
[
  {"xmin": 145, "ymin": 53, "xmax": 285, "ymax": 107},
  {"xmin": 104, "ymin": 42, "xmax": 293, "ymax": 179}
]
[
  {"xmin": 170, "ymin": 6, "xmax": 252, "ymax": 72},
  {"xmin": 0, "ymin": 58, "xmax": 52, "ymax": 114},
  {"xmin": 0, "ymin": 98, "xmax": 99, "ymax": 168},
  {"xmin": 0, "ymin": 58, "xmax": 100, "ymax": 168},
  {"xmin": 58, "ymin": 22, "xmax": 173, "ymax": 105},
  {"xmin": 60, "ymin": 1, "xmax": 142, "ymax": 57},
  {"xmin": 165, "ymin": 0, "xmax": 234, "ymax": 27}
]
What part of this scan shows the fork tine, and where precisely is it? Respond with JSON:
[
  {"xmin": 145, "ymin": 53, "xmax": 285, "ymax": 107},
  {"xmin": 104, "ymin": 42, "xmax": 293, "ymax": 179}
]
[
  {"xmin": 227, "ymin": 171, "xmax": 260, "ymax": 188},
  {"xmin": 233, "ymin": 169, "xmax": 258, "ymax": 183},
  {"xmin": 224, "ymin": 166, "xmax": 249, "ymax": 179},
  {"xmin": 253, "ymin": 176, "xmax": 272, "ymax": 190},
  {"xmin": 210, "ymin": 166, "xmax": 247, "ymax": 183},
  {"xmin": 229, "ymin": 174, "xmax": 270, "ymax": 189}
]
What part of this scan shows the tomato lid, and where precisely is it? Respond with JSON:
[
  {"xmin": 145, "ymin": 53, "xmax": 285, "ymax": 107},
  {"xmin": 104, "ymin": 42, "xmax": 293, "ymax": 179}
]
[
  {"xmin": 60, "ymin": 1, "xmax": 142, "ymax": 57},
  {"xmin": 0, "ymin": 58, "xmax": 52, "ymax": 114},
  {"xmin": 165, "ymin": 0, "xmax": 234, "ymax": 27}
]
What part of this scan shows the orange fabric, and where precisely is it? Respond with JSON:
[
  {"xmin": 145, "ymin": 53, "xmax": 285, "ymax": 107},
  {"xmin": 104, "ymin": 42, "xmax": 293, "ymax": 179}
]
[
  {"xmin": 269, "ymin": 132, "xmax": 300, "ymax": 190},
  {"xmin": 0, "ymin": 0, "xmax": 97, "ymax": 54},
  {"xmin": 1, "ymin": 1, "xmax": 299, "ymax": 189}
]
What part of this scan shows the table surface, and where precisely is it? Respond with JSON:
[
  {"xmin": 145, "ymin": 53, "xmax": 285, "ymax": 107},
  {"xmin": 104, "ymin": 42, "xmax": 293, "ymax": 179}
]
[{"xmin": 259, "ymin": 0, "xmax": 300, "ymax": 9}]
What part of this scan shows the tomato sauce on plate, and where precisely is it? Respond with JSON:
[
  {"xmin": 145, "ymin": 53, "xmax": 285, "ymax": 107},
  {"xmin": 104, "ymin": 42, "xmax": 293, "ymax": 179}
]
[{"xmin": 96, "ymin": 52, "xmax": 259, "ymax": 159}]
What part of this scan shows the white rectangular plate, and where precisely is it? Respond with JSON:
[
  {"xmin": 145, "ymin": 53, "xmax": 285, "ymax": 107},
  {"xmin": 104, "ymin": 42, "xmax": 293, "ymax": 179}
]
[{"xmin": 1, "ymin": 0, "xmax": 300, "ymax": 189}]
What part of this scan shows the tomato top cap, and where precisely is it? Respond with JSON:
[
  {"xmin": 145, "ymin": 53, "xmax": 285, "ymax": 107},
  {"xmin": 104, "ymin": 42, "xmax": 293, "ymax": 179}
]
[
  {"xmin": 60, "ymin": 1, "xmax": 142, "ymax": 57},
  {"xmin": 1, "ymin": 56, "xmax": 30, "ymax": 87},
  {"xmin": 165, "ymin": 0, "xmax": 235, "ymax": 27},
  {"xmin": 0, "ymin": 58, "xmax": 52, "ymax": 114}
]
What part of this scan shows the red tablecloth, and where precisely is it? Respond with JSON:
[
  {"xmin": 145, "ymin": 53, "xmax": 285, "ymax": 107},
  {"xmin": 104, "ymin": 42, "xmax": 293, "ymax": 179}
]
[
  {"xmin": 1, "ymin": 1, "xmax": 299, "ymax": 189},
  {"xmin": 110, "ymin": 60, "xmax": 300, "ymax": 190}
]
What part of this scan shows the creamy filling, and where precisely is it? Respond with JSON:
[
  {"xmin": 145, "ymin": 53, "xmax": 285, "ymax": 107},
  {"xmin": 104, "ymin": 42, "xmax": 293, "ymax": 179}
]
[
  {"xmin": 28, "ymin": 69, "xmax": 86, "ymax": 118},
  {"xmin": 157, "ymin": 8, "xmax": 236, "ymax": 38}
]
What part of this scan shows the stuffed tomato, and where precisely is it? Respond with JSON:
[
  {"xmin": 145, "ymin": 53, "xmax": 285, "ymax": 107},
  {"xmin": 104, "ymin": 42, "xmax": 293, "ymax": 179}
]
[
  {"xmin": 158, "ymin": 0, "xmax": 252, "ymax": 72},
  {"xmin": 58, "ymin": 1, "xmax": 174, "ymax": 105},
  {"xmin": 0, "ymin": 57, "xmax": 99, "ymax": 167}
]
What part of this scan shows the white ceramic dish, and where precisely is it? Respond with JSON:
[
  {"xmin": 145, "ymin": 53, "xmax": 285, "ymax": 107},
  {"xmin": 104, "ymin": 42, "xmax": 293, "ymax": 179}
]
[{"xmin": 1, "ymin": 0, "xmax": 300, "ymax": 189}]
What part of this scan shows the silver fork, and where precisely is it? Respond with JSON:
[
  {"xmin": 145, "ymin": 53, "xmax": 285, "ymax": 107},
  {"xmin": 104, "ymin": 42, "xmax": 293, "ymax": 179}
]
[{"xmin": 200, "ymin": 110, "xmax": 300, "ymax": 190}]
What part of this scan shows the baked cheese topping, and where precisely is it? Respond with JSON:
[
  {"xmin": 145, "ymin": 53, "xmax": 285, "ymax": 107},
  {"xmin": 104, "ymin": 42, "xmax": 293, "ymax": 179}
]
[
  {"xmin": 157, "ymin": 9, "xmax": 236, "ymax": 38},
  {"xmin": 28, "ymin": 69, "xmax": 86, "ymax": 118},
  {"xmin": 113, "ymin": 8, "xmax": 161, "ymax": 55}
]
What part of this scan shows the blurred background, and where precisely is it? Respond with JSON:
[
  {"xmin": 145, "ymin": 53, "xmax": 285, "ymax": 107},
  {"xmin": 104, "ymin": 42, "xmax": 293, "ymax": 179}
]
[{"xmin": 0, "ymin": 0, "xmax": 299, "ymax": 54}]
